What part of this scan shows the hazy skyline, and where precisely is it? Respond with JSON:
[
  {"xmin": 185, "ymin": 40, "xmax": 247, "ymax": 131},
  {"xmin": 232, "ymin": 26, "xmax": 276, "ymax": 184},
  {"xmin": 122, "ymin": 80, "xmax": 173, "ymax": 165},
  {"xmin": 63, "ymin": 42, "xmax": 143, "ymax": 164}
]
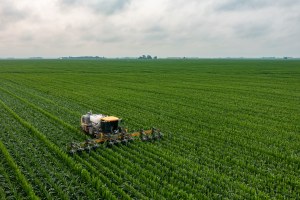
[{"xmin": 0, "ymin": 0, "xmax": 299, "ymax": 58}]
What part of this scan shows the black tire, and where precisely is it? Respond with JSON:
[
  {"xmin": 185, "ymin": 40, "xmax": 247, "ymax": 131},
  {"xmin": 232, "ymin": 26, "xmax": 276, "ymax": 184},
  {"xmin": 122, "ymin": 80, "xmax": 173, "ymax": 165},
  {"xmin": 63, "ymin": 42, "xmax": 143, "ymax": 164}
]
[
  {"xmin": 107, "ymin": 141, "xmax": 114, "ymax": 148},
  {"xmin": 89, "ymin": 127, "xmax": 93, "ymax": 135}
]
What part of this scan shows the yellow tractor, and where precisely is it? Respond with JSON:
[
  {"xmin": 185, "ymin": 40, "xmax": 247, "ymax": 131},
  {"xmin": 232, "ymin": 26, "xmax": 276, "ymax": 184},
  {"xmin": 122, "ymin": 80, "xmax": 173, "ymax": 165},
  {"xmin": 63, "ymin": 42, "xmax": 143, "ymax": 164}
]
[{"xmin": 67, "ymin": 111, "xmax": 163, "ymax": 155}]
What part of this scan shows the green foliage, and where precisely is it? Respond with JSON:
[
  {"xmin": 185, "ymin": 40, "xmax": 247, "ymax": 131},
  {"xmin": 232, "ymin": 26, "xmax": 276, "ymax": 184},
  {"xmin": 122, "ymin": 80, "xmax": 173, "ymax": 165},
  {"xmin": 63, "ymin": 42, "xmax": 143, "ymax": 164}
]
[
  {"xmin": 0, "ymin": 140, "xmax": 39, "ymax": 200},
  {"xmin": 0, "ymin": 59, "xmax": 299, "ymax": 199}
]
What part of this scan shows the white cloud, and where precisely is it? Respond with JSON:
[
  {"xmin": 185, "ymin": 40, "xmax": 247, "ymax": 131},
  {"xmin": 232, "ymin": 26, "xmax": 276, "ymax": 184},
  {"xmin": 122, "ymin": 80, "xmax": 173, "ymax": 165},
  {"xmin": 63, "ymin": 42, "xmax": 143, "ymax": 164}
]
[
  {"xmin": 0, "ymin": 0, "xmax": 299, "ymax": 57},
  {"xmin": 59, "ymin": 0, "xmax": 130, "ymax": 15}
]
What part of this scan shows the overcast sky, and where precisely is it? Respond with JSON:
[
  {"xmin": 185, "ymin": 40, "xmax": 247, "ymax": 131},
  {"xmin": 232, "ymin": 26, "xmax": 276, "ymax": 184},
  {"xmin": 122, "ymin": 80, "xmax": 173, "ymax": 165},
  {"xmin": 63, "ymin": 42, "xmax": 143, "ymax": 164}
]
[{"xmin": 0, "ymin": 0, "xmax": 299, "ymax": 58}]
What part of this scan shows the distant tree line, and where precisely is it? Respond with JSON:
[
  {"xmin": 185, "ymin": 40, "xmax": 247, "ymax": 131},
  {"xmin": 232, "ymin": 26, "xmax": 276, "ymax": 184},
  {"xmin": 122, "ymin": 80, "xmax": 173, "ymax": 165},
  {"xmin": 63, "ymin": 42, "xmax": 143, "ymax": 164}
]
[
  {"xmin": 60, "ymin": 56, "xmax": 105, "ymax": 60},
  {"xmin": 138, "ymin": 55, "xmax": 157, "ymax": 59}
]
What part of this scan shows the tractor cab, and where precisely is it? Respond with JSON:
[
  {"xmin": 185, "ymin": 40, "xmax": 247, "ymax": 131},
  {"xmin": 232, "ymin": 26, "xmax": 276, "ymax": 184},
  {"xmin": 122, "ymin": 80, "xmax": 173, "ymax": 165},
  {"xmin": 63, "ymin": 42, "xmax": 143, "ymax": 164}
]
[
  {"xmin": 80, "ymin": 112, "xmax": 123, "ymax": 136},
  {"xmin": 100, "ymin": 116, "xmax": 122, "ymax": 134}
]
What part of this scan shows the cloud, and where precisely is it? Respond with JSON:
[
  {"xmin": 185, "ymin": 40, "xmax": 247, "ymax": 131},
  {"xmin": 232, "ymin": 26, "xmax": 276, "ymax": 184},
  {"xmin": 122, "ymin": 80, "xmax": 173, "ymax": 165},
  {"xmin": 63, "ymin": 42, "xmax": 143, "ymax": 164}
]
[
  {"xmin": 59, "ymin": 0, "xmax": 131, "ymax": 15},
  {"xmin": 216, "ymin": 0, "xmax": 271, "ymax": 11},
  {"xmin": 0, "ymin": 0, "xmax": 299, "ymax": 57},
  {"xmin": 0, "ymin": 0, "xmax": 30, "ymax": 30},
  {"xmin": 233, "ymin": 23, "xmax": 271, "ymax": 39},
  {"xmin": 216, "ymin": 0, "xmax": 300, "ymax": 11}
]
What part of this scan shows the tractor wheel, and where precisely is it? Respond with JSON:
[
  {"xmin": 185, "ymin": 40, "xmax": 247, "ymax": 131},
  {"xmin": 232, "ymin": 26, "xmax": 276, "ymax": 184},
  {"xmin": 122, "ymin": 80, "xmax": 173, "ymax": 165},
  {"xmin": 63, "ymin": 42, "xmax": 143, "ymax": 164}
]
[
  {"xmin": 92, "ymin": 144, "xmax": 99, "ymax": 150},
  {"xmin": 128, "ymin": 137, "xmax": 134, "ymax": 142},
  {"xmin": 107, "ymin": 141, "xmax": 114, "ymax": 148},
  {"xmin": 85, "ymin": 146, "xmax": 91, "ymax": 153},
  {"xmin": 89, "ymin": 127, "xmax": 93, "ymax": 135},
  {"xmin": 77, "ymin": 148, "xmax": 84, "ymax": 154},
  {"xmin": 142, "ymin": 136, "xmax": 148, "ymax": 142},
  {"xmin": 69, "ymin": 150, "xmax": 76, "ymax": 156},
  {"xmin": 122, "ymin": 139, "xmax": 128, "ymax": 145},
  {"xmin": 114, "ymin": 140, "xmax": 121, "ymax": 146}
]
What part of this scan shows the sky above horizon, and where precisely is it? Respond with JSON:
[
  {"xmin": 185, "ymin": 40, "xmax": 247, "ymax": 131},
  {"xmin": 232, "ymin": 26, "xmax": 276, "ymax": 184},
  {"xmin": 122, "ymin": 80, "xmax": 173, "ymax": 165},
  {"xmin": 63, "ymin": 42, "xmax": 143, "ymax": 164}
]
[{"xmin": 0, "ymin": 0, "xmax": 299, "ymax": 58}]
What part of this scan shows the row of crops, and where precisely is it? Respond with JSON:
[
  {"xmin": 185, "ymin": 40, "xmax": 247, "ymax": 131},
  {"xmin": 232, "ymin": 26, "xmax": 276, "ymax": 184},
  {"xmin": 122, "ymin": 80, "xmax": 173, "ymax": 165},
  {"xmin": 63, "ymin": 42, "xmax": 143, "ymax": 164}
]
[{"xmin": 0, "ymin": 59, "xmax": 299, "ymax": 199}]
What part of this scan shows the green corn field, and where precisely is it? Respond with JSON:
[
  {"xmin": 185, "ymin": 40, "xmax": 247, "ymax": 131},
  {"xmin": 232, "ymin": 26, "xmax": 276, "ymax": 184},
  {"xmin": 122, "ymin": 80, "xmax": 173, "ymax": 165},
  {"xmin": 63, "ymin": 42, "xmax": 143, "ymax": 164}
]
[{"xmin": 0, "ymin": 59, "xmax": 299, "ymax": 199}]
